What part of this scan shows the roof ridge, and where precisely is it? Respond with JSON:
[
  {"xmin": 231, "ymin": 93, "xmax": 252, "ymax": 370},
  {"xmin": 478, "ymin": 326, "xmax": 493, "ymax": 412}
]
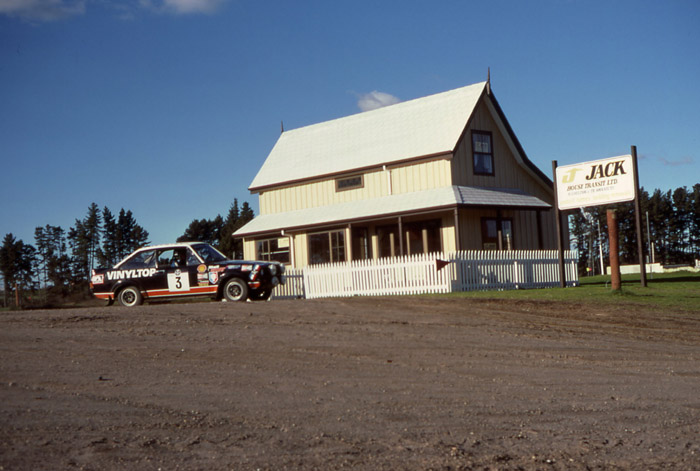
[
  {"xmin": 250, "ymin": 81, "xmax": 488, "ymax": 190},
  {"xmin": 282, "ymin": 81, "xmax": 488, "ymax": 135}
]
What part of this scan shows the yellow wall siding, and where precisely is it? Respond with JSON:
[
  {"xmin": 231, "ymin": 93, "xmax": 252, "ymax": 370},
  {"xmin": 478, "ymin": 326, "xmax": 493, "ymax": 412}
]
[
  {"xmin": 258, "ymin": 157, "xmax": 452, "ymax": 215},
  {"xmin": 242, "ymin": 239, "xmax": 256, "ymax": 261},
  {"xmin": 451, "ymin": 99, "xmax": 553, "ymax": 205}
]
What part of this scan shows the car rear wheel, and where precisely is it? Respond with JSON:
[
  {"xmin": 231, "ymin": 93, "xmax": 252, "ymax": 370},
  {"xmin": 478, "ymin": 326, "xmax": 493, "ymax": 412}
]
[
  {"xmin": 117, "ymin": 286, "xmax": 143, "ymax": 307},
  {"xmin": 223, "ymin": 278, "xmax": 248, "ymax": 302}
]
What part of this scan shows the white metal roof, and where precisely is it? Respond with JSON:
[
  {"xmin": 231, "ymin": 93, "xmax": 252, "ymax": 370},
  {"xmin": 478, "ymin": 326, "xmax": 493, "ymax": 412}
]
[
  {"xmin": 234, "ymin": 186, "xmax": 550, "ymax": 237},
  {"xmin": 249, "ymin": 82, "xmax": 487, "ymax": 191}
]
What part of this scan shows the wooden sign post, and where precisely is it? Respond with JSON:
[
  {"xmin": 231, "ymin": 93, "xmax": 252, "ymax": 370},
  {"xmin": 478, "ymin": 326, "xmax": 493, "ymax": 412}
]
[{"xmin": 607, "ymin": 209, "xmax": 621, "ymax": 291}]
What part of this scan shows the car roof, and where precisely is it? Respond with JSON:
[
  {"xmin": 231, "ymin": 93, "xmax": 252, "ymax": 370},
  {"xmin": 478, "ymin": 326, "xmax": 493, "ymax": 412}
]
[{"xmin": 134, "ymin": 242, "xmax": 206, "ymax": 251}]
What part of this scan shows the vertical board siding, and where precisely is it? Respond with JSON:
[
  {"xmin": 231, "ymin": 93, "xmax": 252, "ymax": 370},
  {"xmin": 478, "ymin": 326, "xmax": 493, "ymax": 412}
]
[
  {"xmin": 258, "ymin": 159, "xmax": 451, "ymax": 215},
  {"xmin": 275, "ymin": 250, "xmax": 579, "ymax": 299}
]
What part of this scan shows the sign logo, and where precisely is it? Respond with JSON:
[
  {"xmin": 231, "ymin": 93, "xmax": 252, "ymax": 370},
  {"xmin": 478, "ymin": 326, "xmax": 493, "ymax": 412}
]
[{"xmin": 556, "ymin": 154, "xmax": 635, "ymax": 210}]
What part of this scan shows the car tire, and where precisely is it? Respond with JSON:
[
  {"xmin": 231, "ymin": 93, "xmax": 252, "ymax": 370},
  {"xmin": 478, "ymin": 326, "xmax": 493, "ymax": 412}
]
[
  {"xmin": 117, "ymin": 286, "xmax": 143, "ymax": 307},
  {"xmin": 249, "ymin": 288, "xmax": 272, "ymax": 301},
  {"xmin": 223, "ymin": 278, "xmax": 248, "ymax": 302}
]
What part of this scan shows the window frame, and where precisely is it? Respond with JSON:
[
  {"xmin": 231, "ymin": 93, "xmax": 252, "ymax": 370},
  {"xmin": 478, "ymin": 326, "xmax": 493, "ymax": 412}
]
[
  {"xmin": 471, "ymin": 130, "xmax": 495, "ymax": 176},
  {"xmin": 335, "ymin": 174, "xmax": 364, "ymax": 192},
  {"xmin": 480, "ymin": 217, "xmax": 514, "ymax": 250},
  {"xmin": 256, "ymin": 237, "xmax": 291, "ymax": 265},
  {"xmin": 308, "ymin": 229, "xmax": 346, "ymax": 265}
]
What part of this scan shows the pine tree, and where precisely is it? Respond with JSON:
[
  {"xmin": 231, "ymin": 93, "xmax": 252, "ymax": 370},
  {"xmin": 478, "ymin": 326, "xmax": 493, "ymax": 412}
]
[
  {"xmin": 691, "ymin": 184, "xmax": 700, "ymax": 256},
  {"xmin": 0, "ymin": 234, "xmax": 37, "ymax": 303},
  {"xmin": 671, "ymin": 187, "xmax": 692, "ymax": 263},
  {"xmin": 99, "ymin": 207, "xmax": 119, "ymax": 267},
  {"xmin": 177, "ymin": 217, "xmax": 224, "ymax": 246},
  {"xmin": 219, "ymin": 199, "xmax": 241, "ymax": 258},
  {"xmin": 115, "ymin": 209, "xmax": 150, "ymax": 260}
]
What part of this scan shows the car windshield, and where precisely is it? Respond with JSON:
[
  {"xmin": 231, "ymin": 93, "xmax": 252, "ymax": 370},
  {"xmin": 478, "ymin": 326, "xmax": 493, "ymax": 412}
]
[{"xmin": 191, "ymin": 243, "xmax": 228, "ymax": 263}]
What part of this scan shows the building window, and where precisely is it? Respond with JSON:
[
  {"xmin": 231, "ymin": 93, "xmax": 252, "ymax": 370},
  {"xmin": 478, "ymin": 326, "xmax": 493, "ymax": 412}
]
[
  {"xmin": 405, "ymin": 220, "xmax": 442, "ymax": 255},
  {"xmin": 351, "ymin": 227, "xmax": 372, "ymax": 261},
  {"xmin": 481, "ymin": 217, "xmax": 513, "ymax": 250},
  {"xmin": 336, "ymin": 175, "xmax": 363, "ymax": 191},
  {"xmin": 472, "ymin": 130, "xmax": 494, "ymax": 176},
  {"xmin": 256, "ymin": 237, "xmax": 291, "ymax": 264},
  {"xmin": 309, "ymin": 230, "xmax": 346, "ymax": 265}
]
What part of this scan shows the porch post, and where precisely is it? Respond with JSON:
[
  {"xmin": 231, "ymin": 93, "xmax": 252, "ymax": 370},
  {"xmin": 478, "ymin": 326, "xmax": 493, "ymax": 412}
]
[
  {"xmin": 288, "ymin": 233, "xmax": 296, "ymax": 269},
  {"xmin": 454, "ymin": 208, "xmax": 461, "ymax": 251},
  {"xmin": 496, "ymin": 210, "xmax": 503, "ymax": 251},
  {"xmin": 398, "ymin": 216, "xmax": 404, "ymax": 256},
  {"xmin": 346, "ymin": 223, "xmax": 353, "ymax": 262}
]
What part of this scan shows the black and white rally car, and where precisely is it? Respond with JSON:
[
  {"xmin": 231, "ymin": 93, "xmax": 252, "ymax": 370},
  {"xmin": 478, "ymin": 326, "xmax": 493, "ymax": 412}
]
[{"xmin": 90, "ymin": 242, "xmax": 285, "ymax": 306}]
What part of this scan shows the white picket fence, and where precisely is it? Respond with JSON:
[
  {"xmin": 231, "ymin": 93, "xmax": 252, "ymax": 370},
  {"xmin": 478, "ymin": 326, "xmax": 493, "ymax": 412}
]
[
  {"xmin": 272, "ymin": 250, "xmax": 578, "ymax": 300},
  {"xmin": 450, "ymin": 250, "xmax": 578, "ymax": 291}
]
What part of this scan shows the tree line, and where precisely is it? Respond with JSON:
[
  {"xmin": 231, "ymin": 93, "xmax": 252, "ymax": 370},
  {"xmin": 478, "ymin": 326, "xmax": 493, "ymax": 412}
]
[
  {"xmin": 0, "ymin": 199, "xmax": 253, "ymax": 307},
  {"xmin": 570, "ymin": 184, "xmax": 700, "ymax": 275}
]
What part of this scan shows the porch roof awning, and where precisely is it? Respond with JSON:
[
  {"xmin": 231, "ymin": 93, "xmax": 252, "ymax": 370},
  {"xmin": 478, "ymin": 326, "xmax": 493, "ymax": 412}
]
[{"xmin": 234, "ymin": 186, "xmax": 551, "ymax": 237}]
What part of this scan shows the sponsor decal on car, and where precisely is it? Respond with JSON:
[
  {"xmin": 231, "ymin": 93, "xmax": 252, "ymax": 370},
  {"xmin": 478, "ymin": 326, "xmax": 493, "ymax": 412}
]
[
  {"xmin": 91, "ymin": 274, "xmax": 105, "ymax": 284},
  {"xmin": 167, "ymin": 270, "xmax": 190, "ymax": 292},
  {"xmin": 106, "ymin": 268, "xmax": 158, "ymax": 281},
  {"xmin": 208, "ymin": 266, "xmax": 226, "ymax": 285}
]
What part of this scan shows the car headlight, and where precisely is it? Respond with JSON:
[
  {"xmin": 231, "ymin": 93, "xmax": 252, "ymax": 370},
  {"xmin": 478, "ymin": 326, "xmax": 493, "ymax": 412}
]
[{"xmin": 269, "ymin": 264, "xmax": 277, "ymax": 276}]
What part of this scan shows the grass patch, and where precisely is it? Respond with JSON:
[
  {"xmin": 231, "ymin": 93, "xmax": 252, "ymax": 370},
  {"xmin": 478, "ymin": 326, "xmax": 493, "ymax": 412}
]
[{"xmin": 442, "ymin": 270, "xmax": 700, "ymax": 313}]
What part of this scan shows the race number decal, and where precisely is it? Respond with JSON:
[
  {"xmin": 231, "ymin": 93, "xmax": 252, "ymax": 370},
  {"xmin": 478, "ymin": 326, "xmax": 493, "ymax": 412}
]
[{"xmin": 167, "ymin": 270, "xmax": 190, "ymax": 292}]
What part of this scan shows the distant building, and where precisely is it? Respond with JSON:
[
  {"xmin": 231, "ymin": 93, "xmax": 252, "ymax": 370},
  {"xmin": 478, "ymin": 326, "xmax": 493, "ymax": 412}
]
[{"xmin": 235, "ymin": 81, "xmax": 561, "ymax": 268}]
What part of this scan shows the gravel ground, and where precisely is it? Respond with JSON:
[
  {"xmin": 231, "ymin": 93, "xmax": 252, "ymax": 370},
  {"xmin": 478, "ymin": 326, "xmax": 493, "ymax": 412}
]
[{"xmin": 1, "ymin": 296, "xmax": 699, "ymax": 470}]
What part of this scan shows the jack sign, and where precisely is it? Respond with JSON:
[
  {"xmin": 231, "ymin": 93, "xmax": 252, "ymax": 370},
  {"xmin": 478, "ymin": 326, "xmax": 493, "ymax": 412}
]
[{"xmin": 555, "ymin": 154, "xmax": 635, "ymax": 210}]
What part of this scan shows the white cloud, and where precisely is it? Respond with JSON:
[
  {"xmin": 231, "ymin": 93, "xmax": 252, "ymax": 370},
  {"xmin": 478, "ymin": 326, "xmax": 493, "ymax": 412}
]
[
  {"xmin": 0, "ymin": 0, "xmax": 85, "ymax": 22},
  {"xmin": 657, "ymin": 155, "xmax": 694, "ymax": 167},
  {"xmin": 141, "ymin": 0, "xmax": 225, "ymax": 14},
  {"xmin": 357, "ymin": 91, "xmax": 400, "ymax": 112}
]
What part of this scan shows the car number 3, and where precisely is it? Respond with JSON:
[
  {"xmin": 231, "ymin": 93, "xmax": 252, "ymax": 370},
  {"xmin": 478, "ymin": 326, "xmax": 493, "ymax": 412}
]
[{"xmin": 167, "ymin": 273, "xmax": 190, "ymax": 292}]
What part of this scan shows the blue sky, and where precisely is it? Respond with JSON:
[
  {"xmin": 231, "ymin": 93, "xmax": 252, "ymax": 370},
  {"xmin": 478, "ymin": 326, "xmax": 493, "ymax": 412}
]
[{"xmin": 1, "ymin": 0, "xmax": 698, "ymax": 246}]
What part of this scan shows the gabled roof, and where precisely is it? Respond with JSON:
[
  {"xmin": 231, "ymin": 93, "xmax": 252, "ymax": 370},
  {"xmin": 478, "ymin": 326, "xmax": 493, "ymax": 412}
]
[
  {"xmin": 234, "ymin": 185, "xmax": 550, "ymax": 237},
  {"xmin": 249, "ymin": 81, "xmax": 488, "ymax": 191}
]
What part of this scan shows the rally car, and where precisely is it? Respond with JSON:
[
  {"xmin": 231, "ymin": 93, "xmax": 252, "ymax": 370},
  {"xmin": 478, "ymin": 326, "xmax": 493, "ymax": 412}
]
[{"xmin": 90, "ymin": 242, "xmax": 285, "ymax": 307}]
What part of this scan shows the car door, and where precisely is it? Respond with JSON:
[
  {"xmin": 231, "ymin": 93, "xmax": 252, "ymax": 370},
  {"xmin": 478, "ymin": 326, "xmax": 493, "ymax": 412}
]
[
  {"xmin": 116, "ymin": 248, "xmax": 166, "ymax": 294},
  {"xmin": 156, "ymin": 248, "xmax": 197, "ymax": 296}
]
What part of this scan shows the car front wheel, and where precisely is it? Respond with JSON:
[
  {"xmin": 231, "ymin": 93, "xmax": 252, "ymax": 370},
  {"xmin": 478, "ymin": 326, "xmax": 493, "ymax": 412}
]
[
  {"xmin": 117, "ymin": 286, "xmax": 143, "ymax": 307},
  {"xmin": 222, "ymin": 278, "xmax": 248, "ymax": 302}
]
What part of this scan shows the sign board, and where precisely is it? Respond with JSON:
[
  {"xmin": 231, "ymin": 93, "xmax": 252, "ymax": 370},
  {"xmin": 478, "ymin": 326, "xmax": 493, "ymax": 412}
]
[{"xmin": 555, "ymin": 154, "xmax": 636, "ymax": 210}]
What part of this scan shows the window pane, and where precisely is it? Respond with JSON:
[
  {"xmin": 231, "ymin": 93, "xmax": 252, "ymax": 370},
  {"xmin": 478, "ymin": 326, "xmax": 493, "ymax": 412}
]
[
  {"xmin": 121, "ymin": 249, "xmax": 157, "ymax": 269},
  {"xmin": 336, "ymin": 175, "xmax": 363, "ymax": 191},
  {"xmin": 309, "ymin": 233, "xmax": 330, "ymax": 264},
  {"xmin": 486, "ymin": 220, "xmax": 497, "ymax": 238},
  {"xmin": 257, "ymin": 238, "xmax": 290, "ymax": 264},
  {"xmin": 473, "ymin": 131, "xmax": 493, "ymax": 175},
  {"xmin": 331, "ymin": 231, "xmax": 346, "ymax": 263},
  {"xmin": 473, "ymin": 133, "xmax": 491, "ymax": 153},
  {"xmin": 256, "ymin": 240, "xmax": 269, "ymax": 260},
  {"xmin": 502, "ymin": 221, "xmax": 513, "ymax": 250}
]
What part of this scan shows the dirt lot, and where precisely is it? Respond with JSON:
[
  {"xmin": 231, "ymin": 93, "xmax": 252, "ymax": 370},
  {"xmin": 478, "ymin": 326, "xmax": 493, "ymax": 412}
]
[{"xmin": 1, "ymin": 296, "xmax": 699, "ymax": 470}]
